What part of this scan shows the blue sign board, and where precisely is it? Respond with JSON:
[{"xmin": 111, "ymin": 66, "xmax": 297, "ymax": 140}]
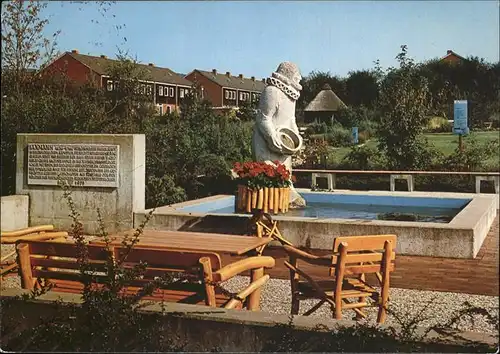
[
  {"xmin": 453, "ymin": 100, "xmax": 469, "ymax": 135},
  {"xmin": 352, "ymin": 127, "xmax": 359, "ymax": 144}
]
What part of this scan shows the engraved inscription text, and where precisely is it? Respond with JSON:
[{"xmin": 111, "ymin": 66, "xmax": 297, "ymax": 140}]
[{"xmin": 27, "ymin": 143, "xmax": 119, "ymax": 188}]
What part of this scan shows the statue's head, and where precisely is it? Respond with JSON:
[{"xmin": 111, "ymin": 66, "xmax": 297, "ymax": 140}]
[{"xmin": 272, "ymin": 61, "xmax": 302, "ymax": 92}]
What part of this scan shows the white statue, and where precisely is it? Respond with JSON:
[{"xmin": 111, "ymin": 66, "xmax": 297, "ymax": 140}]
[{"xmin": 252, "ymin": 61, "xmax": 306, "ymax": 207}]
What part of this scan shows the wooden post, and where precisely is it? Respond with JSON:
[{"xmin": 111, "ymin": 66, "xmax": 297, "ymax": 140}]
[
  {"xmin": 256, "ymin": 223, "xmax": 263, "ymax": 238},
  {"xmin": 376, "ymin": 241, "xmax": 392, "ymax": 324},
  {"xmin": 257, "ymin": 189, "xmax": 264, "ymax": 210},
  {"xmin": 248, "ymin": 267, "xmax": 264, "ymax": 311},
  {"xmin": 334, "ymin": 242, "xmax": 348, "ymax": 320},
  {"xmin": 200, "ymin": 257, "xmax": 216, "ymax": 307},
  {"xmin": 357, "ymin": 272, "xmax": 366, "ymax": 320},
  {"xmin": 263, "ymin": 188, "xmax": 269, "ymax": 213},
  {"xmin": 245, "ymin": 188, "xmax": 252, "ymax": 213},
  {"xmin": 251, "ymin": 190, "xmax": 258, "ymax": 209},
  {"xmin": 286, "ymin": 187, "xmax": 290, "ymax": 211},
  {"xmin": 16, "ymin": 243, "xmax": 34, "ymax": 289},
  {"xmin": 273, "ymin": 188, "xmax": 279, "ymax": 215},
  {"xmin": 269, "ymin": 187, "xmax": 274, "ymax": 213},
  {"xmin": 289, "ymin": 256, "xmax": 300, "ymax": 315}
]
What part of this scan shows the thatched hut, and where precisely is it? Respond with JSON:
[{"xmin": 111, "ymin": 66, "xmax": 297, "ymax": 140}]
[{"xmin": 304, "ymin": 84, "xmax": 347, "ymax": 124}]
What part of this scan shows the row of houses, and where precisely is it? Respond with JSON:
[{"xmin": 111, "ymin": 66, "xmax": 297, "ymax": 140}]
[
  {"xmin": 43, "ymin": 49, "xmax": 267, "ymax": 114},
  {"xmin": 42, "ymin": 49, "xmax": 466, "ymax": 116}
]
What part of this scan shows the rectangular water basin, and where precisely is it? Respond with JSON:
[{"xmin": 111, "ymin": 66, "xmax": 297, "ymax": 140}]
[
  {"xmin": 135, "ymin": 190, "xmax": 498, "ymax": 259},
  {"xmin": 176, "ymin": 193, "xmax": 470, "ymax": 223}
]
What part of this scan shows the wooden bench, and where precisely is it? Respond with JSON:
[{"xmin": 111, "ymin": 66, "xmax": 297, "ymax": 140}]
[
  {"xmin": 16, "ymin": 240, "xmax": 275, "ymax": 310},
  {"xmin": 295, "ymin": 169, "xmax": 500, "ymax": 193},
  {"xmin": 1, "ymin": 225, "xmax": 68, "ymax": 277}
]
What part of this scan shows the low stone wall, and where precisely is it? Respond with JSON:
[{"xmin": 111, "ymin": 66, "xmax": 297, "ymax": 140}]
[
  {"xmin": 1, "ymin": 289, "xmax": 496, "ymax": 352},
  {"xmin": 1, "ymin": 195, "xmax": 29, "ymax": 231}
]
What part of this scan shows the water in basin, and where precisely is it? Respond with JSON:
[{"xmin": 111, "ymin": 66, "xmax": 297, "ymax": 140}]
[{"xmin": 209, "ymin": 202, "xmax": 461, "ymax": 223}]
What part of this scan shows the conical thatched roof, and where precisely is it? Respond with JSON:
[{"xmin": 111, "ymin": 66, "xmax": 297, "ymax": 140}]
[{"xmin": 304, "ymin": 83, "xmax": 347, "ymax": 112}]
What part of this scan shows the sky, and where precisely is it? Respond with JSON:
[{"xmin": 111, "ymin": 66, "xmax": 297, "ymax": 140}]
[{"xmin": 41, "ymin": 1, "xmax": 500, "ymax": 79}]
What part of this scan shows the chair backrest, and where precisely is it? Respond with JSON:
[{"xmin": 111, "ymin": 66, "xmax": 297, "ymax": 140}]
[
  {"xmin": 333, "ymin": 234, "xmax": 397, "ymax": 252},
  {"xmin": 331, "ymin": 235, "xmax": 397, "ymax": 277},
  {"xmin": 17, "ymin": 240, "xmax": 222, "ymax": 289}
]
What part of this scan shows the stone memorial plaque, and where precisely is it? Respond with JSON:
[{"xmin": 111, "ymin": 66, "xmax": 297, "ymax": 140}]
[{"xmin": 27, "ymin": 143, "xmax": 119, "ymax": 187}]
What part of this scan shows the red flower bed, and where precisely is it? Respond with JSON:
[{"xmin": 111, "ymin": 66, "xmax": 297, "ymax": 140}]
[{"xmin": 232, "ymin": 161, "xmax": 294, "ymax": 189}]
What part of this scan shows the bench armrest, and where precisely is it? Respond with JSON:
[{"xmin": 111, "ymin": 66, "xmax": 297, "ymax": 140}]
[
  {"xmin": 224, "ymin": 275, "xmax": 270, "ymax": 309},
  {"xmin": 213, "ymin": 256, "xmax": 275, "ymax": 282},
  {"xmin": 283, "ymin": 245, "xmax": 333, "ymax": 266},
  {"xmin": 1, "ymin": 225, "xmax": 55, "ymax": 238}
]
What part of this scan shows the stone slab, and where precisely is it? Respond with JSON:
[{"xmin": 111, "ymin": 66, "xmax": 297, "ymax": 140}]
[
  {"xmin": 16, "ymin": 134, "xmax": 145, "ymax": 234},
  {"xmin": 0, "ymin": 195, "xmax": 29, "ymax": 231}
]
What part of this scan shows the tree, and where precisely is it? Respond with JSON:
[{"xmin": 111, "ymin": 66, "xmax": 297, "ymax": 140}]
[
  {"xmin": 236, "ymin": 99, "xmax": 258, "ymax": 122},
  {"xmin": 1, "ymin": 0, "xmax": 60, "ymax": 95},
  {"xmin": 377, "ymin": 45, "xmax": 433, "ymax": 170},
  {"xmin": 344, "ymin": 70, "xmax": 379, "ymax": 107}
]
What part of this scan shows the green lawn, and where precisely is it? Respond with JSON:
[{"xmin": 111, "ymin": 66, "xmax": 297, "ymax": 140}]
[{"xmin": 326, "ymin": 131, "xmax": 499, "ymax": 166}]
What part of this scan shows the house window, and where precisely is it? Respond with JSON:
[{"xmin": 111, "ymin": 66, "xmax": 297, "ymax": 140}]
[
  {"xmin": 180, "ymin": 88, "xmax": 185, "ymax": 98},
  {"xmin": 167, "ymin": 106, "xmax": 172, "ymax": 114},
  {"xmin": 158, "ymin": 86, "xmax": 163, "ymax": 96},
  {"xmin": 107, "ymin": 80, "xmax": 113, "ymax": 91},
  {"xmin": 140, "ymin": 84, "xmax": 146, "ymax": 95},
  {"xmin": 146, "ymin": 84, "xmax": 152, "ymax": 95},
  {"xmin": 225, "ymin": 90, "xmax": 229, "ymax": 99}
]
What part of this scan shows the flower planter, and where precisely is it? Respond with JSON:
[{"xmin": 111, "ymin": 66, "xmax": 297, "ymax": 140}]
[{"xmin": 236, "ymin": 185, "xmax": 289, "ymax": 214}]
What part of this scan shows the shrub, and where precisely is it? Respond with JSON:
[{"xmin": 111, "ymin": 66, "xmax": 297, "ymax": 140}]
[
  {"xmin": 426, "ymin": 116, "xmax": 452, "ymax": 133},
  {"xmin": 306, "ymin": 122, "xmax": 329, "ymax": 135},
  {"xmin": 326, "ymin": 126, "xmax": 352, "ymax": 147},
  {"xmin": 340, "ymin": 145, "xmax": 385, "ymax": 170},
  {"xmin": 358, "ymin": 130, "xmax": 370, "ymax": 144},
  {"xmin": 442, "ymin": 134, "xmax": 500, "ymax": 172}
]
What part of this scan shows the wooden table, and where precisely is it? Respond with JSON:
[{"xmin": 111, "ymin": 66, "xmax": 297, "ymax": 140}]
[
  {"xmin": 90, "ymin": 229, "xmax": 272, "ymax": 256},
  {"xmin": 90, "ymin": 229, "xmax": 273, "ymax": 310}
]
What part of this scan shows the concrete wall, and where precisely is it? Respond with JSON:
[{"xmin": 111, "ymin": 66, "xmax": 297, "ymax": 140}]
[
  {"xmin": 1, "ymin": 195, "xmax": 29, "ymax": 231},
  {"xmin": 16, "ymin": 134, "xmax": 145, "ymax": 234}
]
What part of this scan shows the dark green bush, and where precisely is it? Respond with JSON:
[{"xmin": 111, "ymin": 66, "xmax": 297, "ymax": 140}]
[{"xmin": 326, "ymin": 126, "xmax": 352, "ymax": 147}]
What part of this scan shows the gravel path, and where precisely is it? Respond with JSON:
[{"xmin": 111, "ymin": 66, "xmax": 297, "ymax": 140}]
[{"xmin": 222, "ymin": 276, "xmax": 499, "ymax": 335}]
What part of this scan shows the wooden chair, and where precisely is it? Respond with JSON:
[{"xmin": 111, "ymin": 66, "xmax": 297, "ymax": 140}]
[
  {"xmin": 284, "ymin": 234, "xmax": 397, "ymax": 323},
  {"xmin": 16, "ymin": 240, "xmax": 275, "ymax": 310}
]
